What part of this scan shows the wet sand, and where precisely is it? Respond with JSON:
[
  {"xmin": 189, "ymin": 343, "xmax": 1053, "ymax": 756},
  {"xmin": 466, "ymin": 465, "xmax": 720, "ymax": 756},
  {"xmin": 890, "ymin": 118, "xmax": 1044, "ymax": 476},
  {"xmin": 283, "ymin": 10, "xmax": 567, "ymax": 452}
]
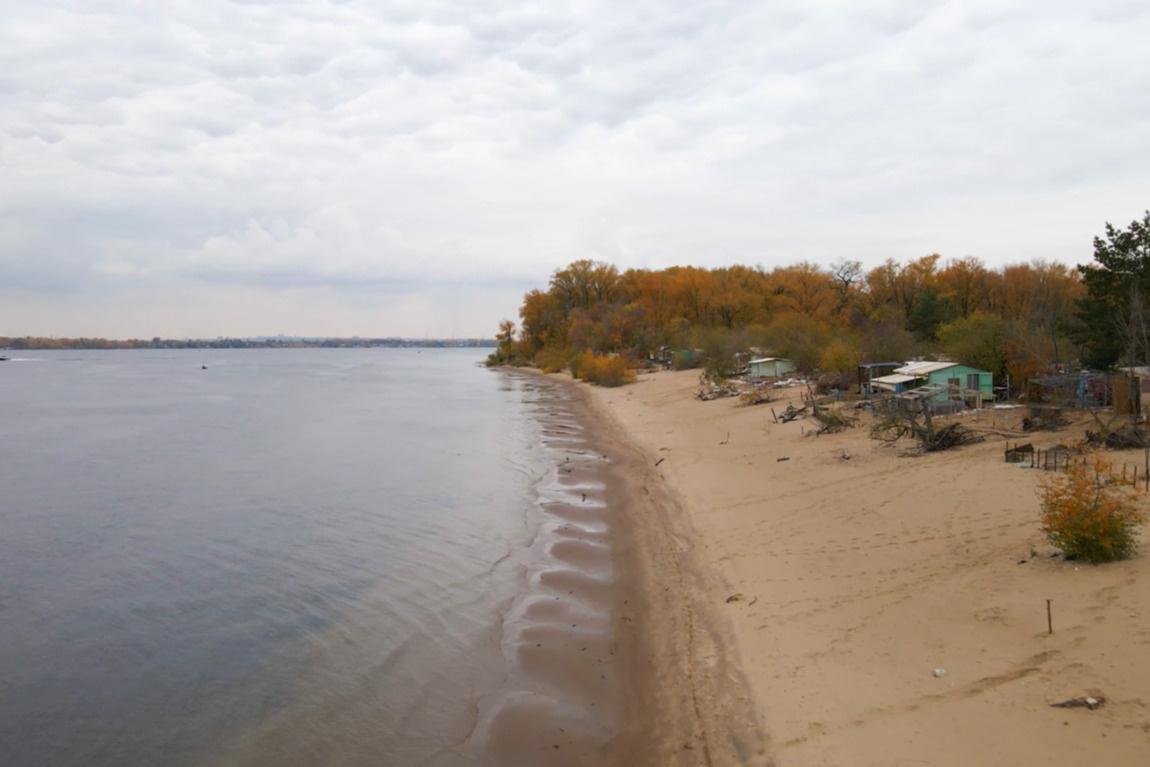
[
  {"xmin": 480, "ymin": 375, "xmax": 766, "ymax": 765},
  {"xmin": 206, "ymin": 372, "xmax": 761, "ymax": 767}
]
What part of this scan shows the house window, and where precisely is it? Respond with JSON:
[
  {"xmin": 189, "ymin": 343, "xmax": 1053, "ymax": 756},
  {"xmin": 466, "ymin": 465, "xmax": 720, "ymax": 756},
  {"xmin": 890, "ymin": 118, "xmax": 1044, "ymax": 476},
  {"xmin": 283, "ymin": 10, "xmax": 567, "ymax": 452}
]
[{"xmin": 967, "ymin": 373, "xmax": 980, "ymax": 391}]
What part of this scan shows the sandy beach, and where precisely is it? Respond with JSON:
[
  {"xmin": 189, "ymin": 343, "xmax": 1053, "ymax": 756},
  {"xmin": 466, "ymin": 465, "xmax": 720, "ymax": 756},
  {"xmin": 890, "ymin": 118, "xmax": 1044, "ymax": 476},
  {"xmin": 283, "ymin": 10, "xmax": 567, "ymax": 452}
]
[{"xmin": 580, "ymin": 369, "xmax": 1150, "ymax": 766}]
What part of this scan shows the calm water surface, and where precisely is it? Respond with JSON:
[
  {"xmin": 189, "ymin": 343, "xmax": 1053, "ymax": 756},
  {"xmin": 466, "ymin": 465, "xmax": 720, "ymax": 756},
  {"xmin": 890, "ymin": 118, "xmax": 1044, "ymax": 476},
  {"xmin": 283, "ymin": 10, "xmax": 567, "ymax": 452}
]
[{"xmin": 0, "ymin": 348, "xmax": 575, "ymax": 766}]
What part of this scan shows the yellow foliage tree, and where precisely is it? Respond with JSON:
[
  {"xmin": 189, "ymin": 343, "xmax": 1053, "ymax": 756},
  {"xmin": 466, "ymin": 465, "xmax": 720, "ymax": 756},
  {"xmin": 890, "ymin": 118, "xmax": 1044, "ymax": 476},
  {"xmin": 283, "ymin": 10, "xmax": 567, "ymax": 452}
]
[{"xmin": 818, "ymin": 339, "xmax": 860, "ymax": 374}]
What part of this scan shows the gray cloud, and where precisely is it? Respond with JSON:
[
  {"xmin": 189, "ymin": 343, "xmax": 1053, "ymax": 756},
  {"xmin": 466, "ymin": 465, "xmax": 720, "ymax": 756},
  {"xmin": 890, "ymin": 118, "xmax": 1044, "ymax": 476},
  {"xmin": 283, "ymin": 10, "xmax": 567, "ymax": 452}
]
[{"xmin": 1, "ymin": 0, "xmax": 1149, "ymax": 336}]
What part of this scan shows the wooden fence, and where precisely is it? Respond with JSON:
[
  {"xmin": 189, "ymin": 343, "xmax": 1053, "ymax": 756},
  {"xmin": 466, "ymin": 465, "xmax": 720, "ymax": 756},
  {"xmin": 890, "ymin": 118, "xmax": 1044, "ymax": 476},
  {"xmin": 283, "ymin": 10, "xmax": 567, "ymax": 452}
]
[{"xmin": 1005, "ymin": 440, "xmax": 1150, "ymax": 490}]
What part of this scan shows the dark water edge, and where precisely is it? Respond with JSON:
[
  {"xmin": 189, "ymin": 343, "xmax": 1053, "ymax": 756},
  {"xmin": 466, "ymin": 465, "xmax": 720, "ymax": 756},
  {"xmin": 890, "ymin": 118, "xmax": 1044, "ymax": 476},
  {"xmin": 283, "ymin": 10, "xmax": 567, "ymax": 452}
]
[{"xmin": 0, "ymin": 350, "xmax": 618, "ymax": 767}]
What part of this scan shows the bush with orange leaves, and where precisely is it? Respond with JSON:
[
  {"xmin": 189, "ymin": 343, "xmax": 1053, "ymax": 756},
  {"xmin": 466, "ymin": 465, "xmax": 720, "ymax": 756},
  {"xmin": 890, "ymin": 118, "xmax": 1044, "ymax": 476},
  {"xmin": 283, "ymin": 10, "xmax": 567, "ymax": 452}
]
[
  {"xmin": 573, "ymin": 350, "xmax": 635, "ymax": 387},
  {"xmin": 1039, "ymin": 451, "xmax": 1146, "ymax": 564}
]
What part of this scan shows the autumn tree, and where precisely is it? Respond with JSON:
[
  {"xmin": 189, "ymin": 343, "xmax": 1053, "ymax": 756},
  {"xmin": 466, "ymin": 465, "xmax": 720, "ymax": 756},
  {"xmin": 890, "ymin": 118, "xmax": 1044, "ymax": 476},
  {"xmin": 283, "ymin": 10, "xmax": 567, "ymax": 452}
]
[
  {"xmin": 897, "ymin": 254, "xmax": 942, "ymax": 321},
  {"xmin": 549, "ymin": 259, "xmax": 621, "ymax": 311},
  {"xmin": 667, "ymin": 266, "xmax": 717, "ymax": 326},
  {"xmin": 486, "ymin": 319, "xmax": 519, "ymax": 365},
  {"xmin": 937, "ymin": 256, "xmax": 992, "ymax": 319},
  {"xmin": 830, "ymin": 258, "xmax": 863, "ymax": 316},
  {"xmin": 937, "ymin": 312, "xmax": 1008, "ymax": 381},
  {"xmin": 518, "ymin": 289, "xmax": 566, "ymax": 356},
  {"xmin": 858, "ymin": 322, "xmax": 919, "ymax": 365},
  {"xmin": 769, "ymin": 262, "xmax": 834, "ymax": 319},
  {"xmin": 501, "ymin": 246, "xmax": 1094, "ymax": 384},
  {"xmin": 764, "ymin": 313, "xmax": 832, "ymax": 371},
  {"xmin": 863, "ymin": 259, "xmax": 903, "ymax": 323}
]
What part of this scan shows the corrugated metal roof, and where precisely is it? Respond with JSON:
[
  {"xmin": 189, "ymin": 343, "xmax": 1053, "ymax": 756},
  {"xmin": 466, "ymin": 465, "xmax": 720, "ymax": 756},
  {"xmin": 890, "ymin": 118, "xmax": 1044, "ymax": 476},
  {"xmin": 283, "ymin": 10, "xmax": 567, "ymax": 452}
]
[
  {"xmin": 895, "ymin": 361, "xmax": 959, "ymax": 375},
  {"xmin": 749, "ymin": 357, "xmax": 792, "ymax": 364},
  {"xmin": 872, "ymin": 373, "xmax": 922, "ymax": 385}
]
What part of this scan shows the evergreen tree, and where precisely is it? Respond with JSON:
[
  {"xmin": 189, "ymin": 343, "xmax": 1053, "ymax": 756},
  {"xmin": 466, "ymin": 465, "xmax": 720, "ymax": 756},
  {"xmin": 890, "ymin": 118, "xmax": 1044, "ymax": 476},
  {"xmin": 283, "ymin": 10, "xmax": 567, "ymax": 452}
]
[{"xmin": 1074, "ymin": 211, "xmax": 1150, "ymax": 369}]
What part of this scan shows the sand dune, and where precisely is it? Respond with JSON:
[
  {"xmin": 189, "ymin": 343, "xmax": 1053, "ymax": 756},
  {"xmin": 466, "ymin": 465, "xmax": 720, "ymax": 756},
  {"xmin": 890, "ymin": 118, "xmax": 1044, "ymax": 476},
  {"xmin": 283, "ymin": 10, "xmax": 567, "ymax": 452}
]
[{"xmin": 585, "ymin": 369, "xmax": 1150, "ymax": 766}]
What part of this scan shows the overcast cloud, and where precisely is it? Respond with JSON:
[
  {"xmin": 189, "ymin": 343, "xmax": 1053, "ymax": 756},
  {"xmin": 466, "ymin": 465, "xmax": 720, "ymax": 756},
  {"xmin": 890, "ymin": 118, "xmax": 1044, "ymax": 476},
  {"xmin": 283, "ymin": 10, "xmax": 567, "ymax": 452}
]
[{"xmin": 1, "ymin": 0, "xmax": 1148, "ymax": 338}]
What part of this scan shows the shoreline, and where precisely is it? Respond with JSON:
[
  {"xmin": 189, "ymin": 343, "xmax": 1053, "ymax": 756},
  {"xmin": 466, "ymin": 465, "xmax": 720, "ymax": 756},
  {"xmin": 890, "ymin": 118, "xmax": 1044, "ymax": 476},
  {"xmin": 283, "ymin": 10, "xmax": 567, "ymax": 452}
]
[
  {"xmin": 562, "ymin": 374, "xmax": 769, "ymax": 766},
  {"xmin": 583, "ymin": 368, "xmax": 1150, "ymax": 766}
]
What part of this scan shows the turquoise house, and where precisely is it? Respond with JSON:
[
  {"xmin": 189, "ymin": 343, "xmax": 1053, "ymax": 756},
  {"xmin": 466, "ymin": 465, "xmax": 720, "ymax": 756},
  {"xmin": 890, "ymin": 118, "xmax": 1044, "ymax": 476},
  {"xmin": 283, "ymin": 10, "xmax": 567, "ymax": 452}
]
[
  {"xmin": 872, "ymin": 361, "xmax": 993, "ymax": 402},
  {"xmin": 899, "ymin": 361, "xmax": 993, "ymax": 401}
]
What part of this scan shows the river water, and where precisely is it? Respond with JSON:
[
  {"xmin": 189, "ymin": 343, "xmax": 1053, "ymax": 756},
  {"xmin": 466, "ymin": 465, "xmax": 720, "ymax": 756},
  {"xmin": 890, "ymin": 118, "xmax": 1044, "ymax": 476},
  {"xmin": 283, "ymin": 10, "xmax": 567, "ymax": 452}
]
[{"xmin": 0, "ymin": 349, "xmax": 617, "ymax": 766}]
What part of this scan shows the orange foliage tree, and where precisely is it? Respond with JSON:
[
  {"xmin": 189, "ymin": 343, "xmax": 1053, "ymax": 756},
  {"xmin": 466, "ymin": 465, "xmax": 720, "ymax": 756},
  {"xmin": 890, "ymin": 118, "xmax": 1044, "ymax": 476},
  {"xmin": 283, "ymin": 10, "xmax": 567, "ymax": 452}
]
[{"xmin": 502, "ymin": 252, "xmax": 1084, "ymax": 390}]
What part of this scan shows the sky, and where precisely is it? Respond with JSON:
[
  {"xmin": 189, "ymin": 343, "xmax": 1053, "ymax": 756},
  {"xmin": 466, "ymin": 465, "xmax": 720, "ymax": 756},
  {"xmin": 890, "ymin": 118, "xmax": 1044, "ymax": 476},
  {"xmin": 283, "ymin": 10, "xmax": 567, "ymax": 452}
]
[{"xmin": 2, "ymin": 0, "xmax": 1149, "ymax": 339}]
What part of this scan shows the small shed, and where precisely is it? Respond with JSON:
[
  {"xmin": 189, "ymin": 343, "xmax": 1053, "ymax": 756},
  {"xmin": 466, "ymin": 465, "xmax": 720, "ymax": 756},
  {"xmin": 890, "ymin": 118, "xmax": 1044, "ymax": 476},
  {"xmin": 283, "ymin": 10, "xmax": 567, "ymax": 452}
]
[
  {"xmin": 748, "ymin": 357, "xmax": 798, "ymax": 378},
  {"xmin": 871, "ymin": 373, "xmax": 921, "ymax": 394},
  {"xmin": 858, "ymin": 362, "xmax": 901, "ymax": 394}
]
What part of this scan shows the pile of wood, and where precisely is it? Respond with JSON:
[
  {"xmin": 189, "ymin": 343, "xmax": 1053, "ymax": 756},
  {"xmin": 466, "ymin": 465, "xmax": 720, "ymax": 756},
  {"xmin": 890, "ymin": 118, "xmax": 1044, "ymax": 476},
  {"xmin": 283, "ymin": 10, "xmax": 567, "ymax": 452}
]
[
  {"xmin": 772, "ymin": 403, "xmax": 808, "ymax": 423},
  {"xmin": 1085, "ymin": 426, "xmax": 1148, "ymax": 449},
  {"xmin": 871, "ymin": 402, "xmax": 985, "ymax": 452},
  {"xmin": 696, "ymin": 384, "xmax": 741, "ymax": 401},
  {"xmin": 738, "ymin": 387, "xmax": 774, "ymax": 406},
  {"xmin": 1083, "ymin": 410, "xmax": 1150, "ymax": 449}
]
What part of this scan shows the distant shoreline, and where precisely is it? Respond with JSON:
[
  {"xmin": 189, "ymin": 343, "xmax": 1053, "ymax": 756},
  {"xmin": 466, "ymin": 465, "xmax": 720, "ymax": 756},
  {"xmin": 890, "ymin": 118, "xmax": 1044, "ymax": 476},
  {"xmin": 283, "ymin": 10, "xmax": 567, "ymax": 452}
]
[{"xmin": 0, "ymin": 338, "xmax": 496, "ymax": 350}]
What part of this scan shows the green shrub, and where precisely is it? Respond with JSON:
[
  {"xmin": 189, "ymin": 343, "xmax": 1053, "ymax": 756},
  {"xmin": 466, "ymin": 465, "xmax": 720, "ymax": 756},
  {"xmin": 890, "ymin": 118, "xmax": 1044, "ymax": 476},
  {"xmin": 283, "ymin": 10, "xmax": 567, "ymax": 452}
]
[
  {"xmin": 702, "ymin": 354, "xmax": 738, "ymax": 384},
  {"xmin": 672, "ymin": 350, "xmax": 702, "ymax": 370}
]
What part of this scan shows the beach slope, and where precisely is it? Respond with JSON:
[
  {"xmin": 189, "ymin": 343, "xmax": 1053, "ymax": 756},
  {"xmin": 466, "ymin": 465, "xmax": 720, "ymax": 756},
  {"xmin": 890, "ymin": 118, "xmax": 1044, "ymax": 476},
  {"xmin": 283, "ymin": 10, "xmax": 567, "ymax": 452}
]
[{"xmin": 586, "ymin": 369, "xmax": 1150, "ymax": 766}]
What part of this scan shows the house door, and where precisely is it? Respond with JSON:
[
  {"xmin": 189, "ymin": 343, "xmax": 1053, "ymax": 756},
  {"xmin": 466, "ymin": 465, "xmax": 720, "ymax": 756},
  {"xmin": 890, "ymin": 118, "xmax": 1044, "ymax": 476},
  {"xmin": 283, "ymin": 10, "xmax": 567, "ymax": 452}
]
[{"xmin": 948, "ymin": 377, "xmax": 961, "ymax": 400}]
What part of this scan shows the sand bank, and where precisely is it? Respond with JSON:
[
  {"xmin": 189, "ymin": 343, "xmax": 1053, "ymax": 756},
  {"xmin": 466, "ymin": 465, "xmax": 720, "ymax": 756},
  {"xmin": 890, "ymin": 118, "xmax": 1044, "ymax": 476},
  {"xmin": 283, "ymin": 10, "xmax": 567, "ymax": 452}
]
[{"xmin": 584, "ymin": 369, "xmax": 1150, "ymax": 766}]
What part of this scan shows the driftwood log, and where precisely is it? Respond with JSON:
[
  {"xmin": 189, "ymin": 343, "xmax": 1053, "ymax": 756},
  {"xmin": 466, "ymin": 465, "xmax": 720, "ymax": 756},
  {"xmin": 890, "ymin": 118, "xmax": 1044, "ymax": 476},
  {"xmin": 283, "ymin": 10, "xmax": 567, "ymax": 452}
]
[
  {"xmin": 871, "ymin": 400, "xmax": 985, "ymax": 451},
  {"xmin": 778, "ymin": 403, "xmax": 808, "ymax": 423}
]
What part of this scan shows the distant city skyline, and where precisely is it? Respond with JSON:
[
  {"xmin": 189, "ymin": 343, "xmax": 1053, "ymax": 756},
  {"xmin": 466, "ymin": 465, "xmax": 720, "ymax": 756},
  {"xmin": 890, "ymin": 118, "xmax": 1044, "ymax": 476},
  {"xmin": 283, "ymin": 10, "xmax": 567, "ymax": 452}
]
[{"xmin": 3, "ymin": 1, "xmax": 1149, "ymax": 338}]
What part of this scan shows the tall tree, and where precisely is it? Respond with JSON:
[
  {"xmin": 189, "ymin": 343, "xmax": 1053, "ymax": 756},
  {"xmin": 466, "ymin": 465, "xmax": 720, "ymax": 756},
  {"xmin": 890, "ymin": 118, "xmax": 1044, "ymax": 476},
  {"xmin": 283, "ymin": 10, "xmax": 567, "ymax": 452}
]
[
  {"xmin": 1074, "ymin": 211, "xmax": 1150, "ymax": 369},
  {"xmin": 937, "ymin": 256, "xmax": 991, "ymax": 319},
  {"xmin": 938, "ymin": 313, "xmax": 1008, "ymax": 381},
  {"xmin": 549, "ymin": 259, "xmax": 620, "ymax": 311},
  {"xmin": 830, "ymin": 258, "xmax": 863, "ymax": 316}
]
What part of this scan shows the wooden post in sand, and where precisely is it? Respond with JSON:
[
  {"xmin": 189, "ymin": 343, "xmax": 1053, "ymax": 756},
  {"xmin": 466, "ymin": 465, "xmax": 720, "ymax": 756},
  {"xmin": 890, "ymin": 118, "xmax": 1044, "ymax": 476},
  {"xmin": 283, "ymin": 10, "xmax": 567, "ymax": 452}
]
[{"xmin": 1046, "ymin": 599, "xmax": 1053, "ymax": 634}]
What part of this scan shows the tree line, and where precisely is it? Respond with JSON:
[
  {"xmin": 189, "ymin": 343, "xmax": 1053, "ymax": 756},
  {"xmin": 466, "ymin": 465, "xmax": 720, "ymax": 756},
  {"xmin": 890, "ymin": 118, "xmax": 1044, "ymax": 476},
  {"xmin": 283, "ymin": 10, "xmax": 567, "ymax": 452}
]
[{"xmin": 493, "ymin": 211, "xmax": 1150, "ymax": 390}]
